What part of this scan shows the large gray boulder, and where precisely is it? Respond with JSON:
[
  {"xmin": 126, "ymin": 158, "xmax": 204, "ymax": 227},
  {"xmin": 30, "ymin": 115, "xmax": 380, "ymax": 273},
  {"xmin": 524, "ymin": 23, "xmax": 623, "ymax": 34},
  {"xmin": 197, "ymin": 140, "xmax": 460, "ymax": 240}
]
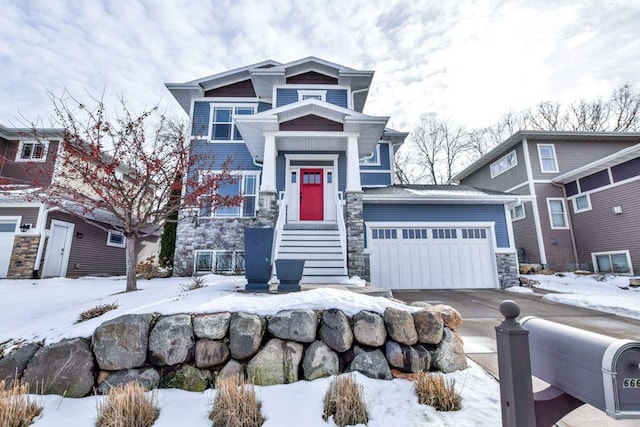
[
  {"xmin": 92, "ymin": 313, "xmax": 153, "ymax": 370},
  {"xmin": 149, "ymin": 314, "xmax": 195, "ymax": 366},
  {"xmin": 385, "ymin": 341, "xmax": 431, "ymax": 373},
  {"xmin": 97, "ymin": 368, "xmax": 160, "ymax": 394},
  {"xmin": 22, "ymin": 338, "xmax": 95, "ymax": 397},
  {"xmin": 319, "ymin": 309, "xmax": 353, "ymax": 352},
  {"xmin": 246, "ymin": 338, "xmax": 303, "ymax": 386},
  {"xmin": 0, "ymin": 343, "xmax": 40, "ymax": 386},
  {"xmin": 347, "ymin": 346, "xmax": 392, "ymax": 380},
  {"xmin": 217, "ymin": 359, "xmax": 245, "ymax": 381},
  {"xmin": 413, "ymin": 309, "xmax": 444, "ymax": 344},
  {"xmin": 193, "ymin": 312, "xmax": 231, "ymax": 339},
  {"xmin": 268, "ymin": 309, "xmax": 317, "ymax": 343},
  {"xmin": 353, "ymin": 310, "xmax": 387, "ymax": 347},
  {"xmin": 302, "ymin": 340, "xmax": 339, "ymax": 381},
  {"xmin": 229, "ymin": 312, "xmax": 266, "ymax": 360},
  {"xmin": 384, "ymin": 307, "xmax": 418, "ymax": 345},
  {"xmin": 432, "ymin": 328, "xmax": 468, "ymax": 373},
  {"xmin": 166, "ymin": 365, "xmax": 211, "ymax": 392},
  {"xmin": 195, "ymin": 339, "xmax": 230, "ymax": 368}
]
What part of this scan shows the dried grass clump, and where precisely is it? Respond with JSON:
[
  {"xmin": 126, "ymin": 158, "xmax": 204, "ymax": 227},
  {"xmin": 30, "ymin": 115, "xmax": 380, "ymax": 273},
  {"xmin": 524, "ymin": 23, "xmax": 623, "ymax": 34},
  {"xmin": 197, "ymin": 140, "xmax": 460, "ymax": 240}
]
[
  {"xmin": 210, "ymin": 375, "xmax": 264, "ymax": 427},
  {"xmin": 322, "ymin": 374, "xmax": 368, "ymax": 427},
  {"xmin": 414, "ymin": 372, "xmax": 461, "ymax": 411},
  {"xmin": 77, "ymin": 303, "xmax": 119, "ymax": 323},
  {"xmin": 180, "ymin": 275, "xmax": 206, "ymax": 292},
  {"xmin": 96, "ymin": 382, "xmax": 159, "ymax": 427},
  {"xmin": 0, "ymin": 379, "xmax": 43, "ymax": 427}
]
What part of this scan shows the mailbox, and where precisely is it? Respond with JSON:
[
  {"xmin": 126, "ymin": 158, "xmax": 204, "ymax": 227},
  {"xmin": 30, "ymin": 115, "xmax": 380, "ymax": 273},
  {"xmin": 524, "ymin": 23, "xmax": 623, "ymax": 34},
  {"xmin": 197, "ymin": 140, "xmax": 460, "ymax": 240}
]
[{"xmin": 521, "ymin": 316, "xmax": 640, "ymax": 419}]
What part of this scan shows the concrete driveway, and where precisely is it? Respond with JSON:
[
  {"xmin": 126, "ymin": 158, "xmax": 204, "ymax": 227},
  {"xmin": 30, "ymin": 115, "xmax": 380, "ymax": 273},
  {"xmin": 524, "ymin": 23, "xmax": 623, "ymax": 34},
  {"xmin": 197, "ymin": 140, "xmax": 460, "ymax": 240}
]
[{"xmin": 392, "ymin": 288, "xmax": 640, "ymax": 427}]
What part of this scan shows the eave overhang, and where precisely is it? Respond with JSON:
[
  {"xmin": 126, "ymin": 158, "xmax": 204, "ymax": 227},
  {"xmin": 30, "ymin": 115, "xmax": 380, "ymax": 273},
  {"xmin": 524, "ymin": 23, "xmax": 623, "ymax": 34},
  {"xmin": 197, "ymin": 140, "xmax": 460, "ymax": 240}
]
[
  {"xmin": 0, "ymin": 124, "xmax": 65, "ymax": 140},
  {"xmin": 552, "ymin": 142, "xmax": 640, "ymax": 184},
  {"xmin": 234, "ymin": 99, "xmax": 389, "ymax": 162}
]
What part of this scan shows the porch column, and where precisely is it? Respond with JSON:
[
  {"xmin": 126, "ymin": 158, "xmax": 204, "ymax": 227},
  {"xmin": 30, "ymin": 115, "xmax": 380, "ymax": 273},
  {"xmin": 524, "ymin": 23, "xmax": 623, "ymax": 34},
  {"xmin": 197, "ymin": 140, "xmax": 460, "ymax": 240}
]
[
  {"xmin": 261, "ymin": 133, "xmax": 277, "ymax": 192},
  {"xmin": 345, "ymin": 134, "xmax": 361, "ymax": 192}
]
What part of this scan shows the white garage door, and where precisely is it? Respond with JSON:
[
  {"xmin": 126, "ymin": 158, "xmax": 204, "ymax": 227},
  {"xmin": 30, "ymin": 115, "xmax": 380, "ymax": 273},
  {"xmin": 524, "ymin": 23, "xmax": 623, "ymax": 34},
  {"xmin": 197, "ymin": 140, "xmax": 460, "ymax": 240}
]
[
  {"xmin": 369, "ymin": 225, "xmax": 498, "ymax": 289},
  {"xmin": 0, "ymin": 219, "xmax": 18, "ymax": 278}
]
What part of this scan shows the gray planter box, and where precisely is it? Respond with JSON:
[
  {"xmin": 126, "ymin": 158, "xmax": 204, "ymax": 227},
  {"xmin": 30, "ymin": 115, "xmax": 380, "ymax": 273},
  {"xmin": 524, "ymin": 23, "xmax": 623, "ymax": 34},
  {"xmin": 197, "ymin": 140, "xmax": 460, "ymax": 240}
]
[{"xmin": 275, "ymin": 259, "xmax": 305, "ymax": 292}]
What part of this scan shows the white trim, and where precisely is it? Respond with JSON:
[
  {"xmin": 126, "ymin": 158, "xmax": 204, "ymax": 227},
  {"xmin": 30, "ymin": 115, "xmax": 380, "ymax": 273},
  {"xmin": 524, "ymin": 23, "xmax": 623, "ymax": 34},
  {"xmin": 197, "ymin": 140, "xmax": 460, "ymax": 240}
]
[
  {"xmin": 207, "ymin": 103, "xmax": 259, "ymax": 141},
  {"xmin": 537, "ymin": 144, "xmax": 559, "ymax": 173},
  {"xmin": 546, "ymin": 198, "xmax": 569, "ymax": 229},
  {"xmin": 505, "ymin": 182, "xmax": 529, "ymax": 193},
  {"xmin": 15, "ymin": 140, "xmax": 49, "ymax": 162},
  {"xmin": 570, "ymin": 194, "xmax": 592, "ymax": 213},
  {"xmin": 490, "ymin": 150, "xmax": 518, "ymax": 178},
  {"xmin": 523, "ymin": 138, "xmax": 548, "ymax": 265},
  {"xmin": 359, "ymin": 144, "xmax": 381, "ymax": 166},
  {"xmin": 0, "ymin": 216, "xmax": 21, "ymax": 233},
  {"xmin": 573, "ymin": 172, "xmax": 640, "ymax": 198},
  {"xmin": 297, "ymin": 90, "xmax": 327, "ymax": 102},
  {"xmin": 504, "ymin": 205, "xmax": 517, "ymax": 252},
  {"xmin": 106, "ymin": 230, "xmax": 126, "ymax": 248},
  {"xmin": 285, "ymin": 153, "xmax": 339, "ymax": 161},
  {"xmin": 592, "ymin": 250, "xmax": 634, "ymax": 275},
  {"xmin": 510, "ymin": 203, "xmax": 526, "ymax": 221},
  {"xmin": 198, "ymin": 170, "xmax": 261, "ymax": 218}
]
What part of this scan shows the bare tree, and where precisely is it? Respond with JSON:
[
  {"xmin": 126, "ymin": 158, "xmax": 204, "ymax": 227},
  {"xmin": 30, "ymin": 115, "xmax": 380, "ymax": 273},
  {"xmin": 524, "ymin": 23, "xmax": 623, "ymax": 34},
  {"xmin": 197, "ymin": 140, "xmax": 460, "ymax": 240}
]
[
  {"xmin": 610, "ymin": 84, "xmax": 640, "ymax": 131},
  {"xmin": 4, "ymin": 91, "xmax": 240, "ymax": 292}
]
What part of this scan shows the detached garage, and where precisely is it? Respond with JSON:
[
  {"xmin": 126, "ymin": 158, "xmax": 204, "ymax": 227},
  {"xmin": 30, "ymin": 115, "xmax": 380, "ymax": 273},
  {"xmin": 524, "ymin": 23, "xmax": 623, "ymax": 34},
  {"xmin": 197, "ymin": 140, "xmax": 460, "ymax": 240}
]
[{"xmin": 362, "ymin": 186, "xmax": 522, "ymax": 290}]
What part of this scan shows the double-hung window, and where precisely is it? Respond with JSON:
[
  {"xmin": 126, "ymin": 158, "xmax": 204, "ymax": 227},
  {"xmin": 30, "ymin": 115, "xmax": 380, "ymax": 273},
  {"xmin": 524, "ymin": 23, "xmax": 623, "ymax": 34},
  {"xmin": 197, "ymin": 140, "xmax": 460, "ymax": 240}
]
[
  {"xmin": 199, "ymin": 172, "xmax": 259, "ymax": 218},
  {"xmin": 538, "ymin": 144, "xmax": 559, "ymax": 173},
  {"xmin": 16, "ymin": 140, "xmax": 49, "ymax": 162},
  {"xmin": 547, "ymin": 198, "xmax": 568, "ymax": 229},
  {"xmin": 211, "ymin": 105, "xmax": 254, "ymax": 141}
]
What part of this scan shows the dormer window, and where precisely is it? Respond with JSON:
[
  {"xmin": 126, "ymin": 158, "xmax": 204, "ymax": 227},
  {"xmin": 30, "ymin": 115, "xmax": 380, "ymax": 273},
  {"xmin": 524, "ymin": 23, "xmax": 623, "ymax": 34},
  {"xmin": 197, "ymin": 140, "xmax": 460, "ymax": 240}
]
[
  {"xmin": 298, "ymin": 90, "xmax": 327, "ymax": 102},
  {"xmin": 16, "ymin": 140, "xmax": 49, "ymax": 162}
]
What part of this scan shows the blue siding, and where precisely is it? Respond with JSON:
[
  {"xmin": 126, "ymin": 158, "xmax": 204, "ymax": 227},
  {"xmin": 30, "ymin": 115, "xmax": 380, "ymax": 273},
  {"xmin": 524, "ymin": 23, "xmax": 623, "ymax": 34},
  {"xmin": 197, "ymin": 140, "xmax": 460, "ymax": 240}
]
[
  {"xmin": 258, "ymin": 102, "xmax": 272, "ymax": 113},
  {"xmin": 363, "ymin": 204, "xmax": 510, "ymax": 248},
  {"xmin": 190, "ymin": 141, "xmax": 261, "ymax": 171},
  {"xmin": 192, "ymin": 102, "xmax": 210, "ymax": 136},
  {"xmin": 276, "ymin": 151, "xmax": 346, "ymax": 192},
  {"xmin": 276, "ymin": 88, "xmax": 348, "ymax": 109},
  {"xmin": 361, "ymin": 172, "xmax": 392, "ymax": 187},
  {"xmin": 276, "ymin": 89, "xmax": 298, "ymax": 107},
  {"xmin": 360, "ymin": 143, "xmax": 391, "ymax": 170},
  {"xmin": 326, "ymin": 90, "xmax": 348, "ymax": 108}
]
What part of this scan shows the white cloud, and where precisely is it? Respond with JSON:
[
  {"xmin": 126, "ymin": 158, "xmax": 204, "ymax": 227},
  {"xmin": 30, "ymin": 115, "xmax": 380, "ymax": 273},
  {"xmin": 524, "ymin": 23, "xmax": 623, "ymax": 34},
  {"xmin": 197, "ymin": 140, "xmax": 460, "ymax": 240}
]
[{"xmin": 1, "ymin": 0, "xmax": 639, "ymax": 134}]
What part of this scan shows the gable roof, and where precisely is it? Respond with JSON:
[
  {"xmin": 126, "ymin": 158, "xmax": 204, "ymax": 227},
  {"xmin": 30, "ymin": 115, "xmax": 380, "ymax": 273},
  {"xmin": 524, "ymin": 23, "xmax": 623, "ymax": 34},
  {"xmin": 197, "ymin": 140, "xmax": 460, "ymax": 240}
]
[
  {"xmin": 165, "ymin": 57, "xmax": 374, "ymax": 114},
  {"xmin": 363, "ymin": 184, "xmax": 528, "ymax": 205},
  {"xmin": 452, "ymin": 130, "xmax": 640, "ymax": 182}
]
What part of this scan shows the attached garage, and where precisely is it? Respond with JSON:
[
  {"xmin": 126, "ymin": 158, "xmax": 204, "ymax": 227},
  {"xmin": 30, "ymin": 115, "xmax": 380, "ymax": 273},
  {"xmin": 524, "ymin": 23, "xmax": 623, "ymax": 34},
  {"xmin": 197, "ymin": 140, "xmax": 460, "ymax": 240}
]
[
  {"xmin": 368, "ymin": 223, "xmax": 498, "ymax": 289},
  {"xmin": 0, "ymin": 218, "xmax": 18, "ymax": 278},
  {"xmin": 362, "ymin": 185, "xmax": 522, "ymax": 290}
]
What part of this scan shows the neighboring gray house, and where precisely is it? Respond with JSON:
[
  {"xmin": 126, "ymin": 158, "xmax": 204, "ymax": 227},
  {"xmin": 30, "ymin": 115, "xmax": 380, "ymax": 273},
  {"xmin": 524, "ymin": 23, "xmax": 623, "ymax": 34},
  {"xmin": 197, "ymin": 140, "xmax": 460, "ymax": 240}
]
[
  {"xmin": 166, "ymin": 57, "xmax": 522, "ymax": 290},
  {"xmin": 453, "ymin": 131, "xmax": 640, "ymax": 275}
]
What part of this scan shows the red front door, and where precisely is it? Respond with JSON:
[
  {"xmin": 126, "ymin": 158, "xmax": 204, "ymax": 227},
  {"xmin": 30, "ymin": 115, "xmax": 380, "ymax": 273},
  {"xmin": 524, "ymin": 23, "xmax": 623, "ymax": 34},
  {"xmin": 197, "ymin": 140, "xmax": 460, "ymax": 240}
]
[{"xmin": 300, "ymin": 169, "xmax": 323, "ymax": 220}]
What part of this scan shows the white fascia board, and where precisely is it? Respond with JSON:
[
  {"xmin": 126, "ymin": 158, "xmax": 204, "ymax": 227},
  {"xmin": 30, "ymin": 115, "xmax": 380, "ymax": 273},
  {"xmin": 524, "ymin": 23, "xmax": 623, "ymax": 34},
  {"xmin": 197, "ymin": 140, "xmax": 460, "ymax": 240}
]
[
  {"xmin": 552, "ymin": 143, "xmax": 640, "ymax": 184},
  {"xmin": 185, "ymin": 60, "xmax": 281, "ymax": 85},
  {"xmin": 362, "ymin": 195, "xmax": 526, "ymax": 204},
  {"xmin": 281, "ymin": 56, "xmax": 356, "ymax": 72}
]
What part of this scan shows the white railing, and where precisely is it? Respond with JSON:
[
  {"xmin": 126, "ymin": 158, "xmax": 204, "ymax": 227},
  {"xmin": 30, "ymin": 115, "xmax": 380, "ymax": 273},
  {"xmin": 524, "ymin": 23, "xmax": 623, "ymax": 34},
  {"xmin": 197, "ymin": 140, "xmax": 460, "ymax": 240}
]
[
  {"xmin": 272, "ymin": 192, "xmax": 289, "ymax": 269},
  {"xmin": 335, "ymin": 191, "xmax": 348, "ymax": 275}
]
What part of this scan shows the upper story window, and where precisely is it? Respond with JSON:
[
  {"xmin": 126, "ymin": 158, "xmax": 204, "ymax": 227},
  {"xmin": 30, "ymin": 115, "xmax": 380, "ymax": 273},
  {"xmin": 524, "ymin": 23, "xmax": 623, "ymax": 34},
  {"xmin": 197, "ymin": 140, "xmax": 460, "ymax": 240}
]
[
  {"xmin": 547, "ymin": 198, "xmax": 569, "ymax": 229},
  {"xmin": 537, "ymin": 144, "xmax": 559, "ymax": 173},
  {"xmin": 510, "ymin": 203, "xmax": 526, "ymax": 221},
  {"xmin": 490, "ymin": 150, "xmax": 517, "ymax": 178},
  {"xmin": 359, "ymin": 145, "xmax": 380, "ymax": 166},
  {"xmin": 199, "ymin": 172, "xmax": 259, "ymax": 218},
  {"xmin": 16, "ymin": 140, "xmax": 49, "ymax": 162},
  {"xmin": 210, "ymin": 105, "xmax": 255, "ymax": 141},
  {"xmin": 298, "ymin": 90, "xmax": 327, "ymax": 102}
]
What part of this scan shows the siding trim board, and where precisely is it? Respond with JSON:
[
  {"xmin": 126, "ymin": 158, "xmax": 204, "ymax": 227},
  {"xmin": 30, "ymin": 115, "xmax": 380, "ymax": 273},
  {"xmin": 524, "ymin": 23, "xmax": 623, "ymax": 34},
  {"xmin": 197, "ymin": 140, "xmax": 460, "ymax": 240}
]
[{"xmin": 522, "ymin": 138, "xmax": 548, "ymax": 265}]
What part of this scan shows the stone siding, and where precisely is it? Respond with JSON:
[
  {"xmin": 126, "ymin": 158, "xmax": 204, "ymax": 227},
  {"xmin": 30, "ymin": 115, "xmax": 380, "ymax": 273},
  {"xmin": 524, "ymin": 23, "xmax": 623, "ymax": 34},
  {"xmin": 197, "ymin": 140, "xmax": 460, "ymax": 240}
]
[
  {"xmin": 496, "ymin": 252, "xmax": 519, "ymax": 288},
  {"xmin": 7, "ymin": 236, "xmax": 40, "ymax": 279},
  {"xmin": 345, "ymin": 192, "xmax": 369, "ymax": 280},
  {"xmin": 256, "ymin": 192, "xmax": 278, "ymax": 227}
]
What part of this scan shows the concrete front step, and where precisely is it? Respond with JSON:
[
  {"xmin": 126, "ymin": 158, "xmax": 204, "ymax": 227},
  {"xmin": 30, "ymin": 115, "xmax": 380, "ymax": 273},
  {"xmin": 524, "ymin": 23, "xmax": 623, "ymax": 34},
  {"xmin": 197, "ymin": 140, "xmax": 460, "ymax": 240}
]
[{"xmin": 301, "ymin": 275, "xmax": 349, "ymax": 284}]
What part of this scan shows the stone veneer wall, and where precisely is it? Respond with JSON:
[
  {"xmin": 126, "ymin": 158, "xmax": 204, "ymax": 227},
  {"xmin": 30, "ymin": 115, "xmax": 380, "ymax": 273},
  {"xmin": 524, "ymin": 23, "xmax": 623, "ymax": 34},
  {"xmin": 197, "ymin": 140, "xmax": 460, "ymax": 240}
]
[
  {"xmin": 7, "ymin": 236, "xmax": 40, "ymax": 279},
  {"xmin": 496, "ymin": 253, "xmax": 519, "ymax": 288},
  {"xmin": 0, "ymin": 305, "xmax": 467, "ymax": 398},
  {"xmin": 345, "ymin": 192, "xmax": 369, "ymax": 280},
  {"xmin": 173, "ymin": 193, "xmax": 279, "ymax": 276}
]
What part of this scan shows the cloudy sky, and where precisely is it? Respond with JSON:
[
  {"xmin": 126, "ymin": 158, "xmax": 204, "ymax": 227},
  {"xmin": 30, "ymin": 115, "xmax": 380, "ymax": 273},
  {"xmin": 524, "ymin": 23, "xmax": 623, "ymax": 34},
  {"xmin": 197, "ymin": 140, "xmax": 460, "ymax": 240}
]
[{"xmin": 1, "ymin": 0, "xmax": 639, "ymax": 132}]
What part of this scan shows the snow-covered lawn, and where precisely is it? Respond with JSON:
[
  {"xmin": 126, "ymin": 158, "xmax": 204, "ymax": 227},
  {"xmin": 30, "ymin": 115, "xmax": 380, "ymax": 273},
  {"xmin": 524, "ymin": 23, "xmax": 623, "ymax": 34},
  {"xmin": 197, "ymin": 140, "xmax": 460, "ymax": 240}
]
[{"xmin": 0, "ymin": 275, "xmax": 501, "ymax": 426}]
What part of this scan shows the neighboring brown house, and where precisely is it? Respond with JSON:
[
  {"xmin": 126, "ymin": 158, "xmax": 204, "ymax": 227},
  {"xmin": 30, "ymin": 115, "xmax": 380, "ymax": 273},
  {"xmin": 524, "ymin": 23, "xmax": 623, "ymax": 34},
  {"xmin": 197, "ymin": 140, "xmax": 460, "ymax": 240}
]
[
  {"xmin": 0, "ymin": 124, "xmax": 160, "ymax": 279},
  {"xmin": 453, "ymin": 130, "xmax": 640, "ymax": 275}
]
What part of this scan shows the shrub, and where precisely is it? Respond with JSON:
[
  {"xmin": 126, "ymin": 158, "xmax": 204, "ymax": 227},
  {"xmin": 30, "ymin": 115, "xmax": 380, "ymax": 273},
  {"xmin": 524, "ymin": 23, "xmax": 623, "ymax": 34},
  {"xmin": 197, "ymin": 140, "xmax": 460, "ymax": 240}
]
[
  {"xmin": 322, "ymin": 374, "xmax": 368, "ymax": 427},
  {"xmin": 0, "ymin": 379, "xmax": 43, "ymax": 427},
  {"xmin": 96, "ymin": 382, "xmax": 159, "ymax": 427},
  {"xmin": 414, "ymin": 372, "xmax": 461, "ymax": 411},
  {"xmin": 77, "ymin": 303, "xmax": 119, "ymax": 323},
  {"xmin": 180, "ymin": 275, "xmax": 206, "ymax": 292},
  {"xmin": 210, "ymin": 375, "xmax": 264, "ymax": 427}
]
